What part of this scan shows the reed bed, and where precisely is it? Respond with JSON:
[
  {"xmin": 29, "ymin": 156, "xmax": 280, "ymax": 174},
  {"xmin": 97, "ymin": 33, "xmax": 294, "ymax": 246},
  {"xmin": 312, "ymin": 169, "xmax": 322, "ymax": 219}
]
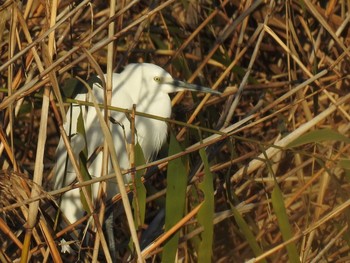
[{"xmin": 1, "ymin": 0, "xmax": 350, "ymax": 262}]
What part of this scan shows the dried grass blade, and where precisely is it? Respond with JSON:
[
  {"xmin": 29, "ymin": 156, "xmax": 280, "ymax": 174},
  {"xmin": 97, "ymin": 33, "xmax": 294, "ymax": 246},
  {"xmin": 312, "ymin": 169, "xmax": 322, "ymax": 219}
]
[
  {"xmin": 142, "ymin": 202, "xmax": 203, "ymax": 259},
  {"xmin": 21, "ymin": 86, "xmax": 50, "ymax": 262},
  {"xmin": 231, "ymin": 92, "xmax": 350, "ymax": 183},
  {"xmin": 303, "ymin": 0, "xmax": 350, "ymax": 58}
]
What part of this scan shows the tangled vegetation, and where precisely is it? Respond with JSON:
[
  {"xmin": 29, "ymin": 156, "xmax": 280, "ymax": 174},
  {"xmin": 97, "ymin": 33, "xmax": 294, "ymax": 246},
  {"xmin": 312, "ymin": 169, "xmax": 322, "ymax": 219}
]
[{"xmin": 1, "ymin": 0, "xmax": 350, "ymax": 262}]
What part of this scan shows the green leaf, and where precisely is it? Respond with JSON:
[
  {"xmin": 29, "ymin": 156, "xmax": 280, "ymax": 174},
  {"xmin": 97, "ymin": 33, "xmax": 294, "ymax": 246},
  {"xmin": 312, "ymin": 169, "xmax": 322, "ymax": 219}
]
[
  {"xmin": 188, "ymin": 186, "xmax": 201, "ymax": 252},
  {"xmin": 287, "ymin": 129, "xmax": 350, "ymax": 148},
  {"xmin": 230, "ymin": 204, "xmax": 267, "ymax": 263},
  {"xmin": 162, "ymin": 132, "xmax": 188, "ymax": 263},
  {"xmin": 272, "ymin": 184, "xmax": 300, "ymax": 263},
  {"xmin": 150, "ymin": 32, "xmax": 168, "ymax": 50},
  {"xmin": 132, "ymin": 142, "xmax": 146, "ymax": 230},
  {"xmin": 61, "ymin": 78, "xmax": 81, "ymax": 98},
  {"xmin": 338, "ymin": 159, "xmax": 350, "ymax": 170},
  {"xmin": 197, "ymin": 148, "xmax": 214, "ymax": 263},
  {"xmin": 79, "ymin": 152, "xmax": 92, "ymax": 214},
  {"xmin": 77, "ymin": 106, "xmax": 88, "ymax": 159},
  {"xmin": 18, "ymin": 101, "xmax": 33, "ymax": 116},
  {"xmin": 76, "ymin": 108, "xmax": 92, "ymax": 214}
]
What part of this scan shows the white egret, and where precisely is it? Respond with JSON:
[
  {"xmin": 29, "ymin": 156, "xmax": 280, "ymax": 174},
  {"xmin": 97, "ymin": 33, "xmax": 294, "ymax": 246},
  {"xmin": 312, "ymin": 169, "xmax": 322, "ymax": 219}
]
[{"xmin": 54, "ymin": 63, "xmax": 219, "ymax": 251}]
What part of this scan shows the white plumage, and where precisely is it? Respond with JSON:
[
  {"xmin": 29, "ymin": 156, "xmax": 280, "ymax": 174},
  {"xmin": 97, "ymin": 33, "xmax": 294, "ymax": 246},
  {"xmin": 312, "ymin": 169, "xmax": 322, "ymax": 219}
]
[{"xmin": 54, "ymin": 63, "xmax": 219, "ymax": 225}]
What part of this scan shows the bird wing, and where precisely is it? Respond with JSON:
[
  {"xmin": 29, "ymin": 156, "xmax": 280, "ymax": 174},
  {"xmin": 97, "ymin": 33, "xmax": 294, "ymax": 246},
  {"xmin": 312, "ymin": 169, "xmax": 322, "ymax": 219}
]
[
  {"xmin": 54, "ymin": 76, "xmax": 136, "ymax": 188},
  {"xmin": 53, "ymin": 75, "xmax": 136, "ymax": 223}
]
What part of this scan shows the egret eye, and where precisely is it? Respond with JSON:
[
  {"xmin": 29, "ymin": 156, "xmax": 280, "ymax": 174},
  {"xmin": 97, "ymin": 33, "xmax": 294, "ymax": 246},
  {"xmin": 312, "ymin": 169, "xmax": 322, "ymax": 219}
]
[{"xmin": 153, "ymin": 76, "xmax": 161, "ymax": 82}]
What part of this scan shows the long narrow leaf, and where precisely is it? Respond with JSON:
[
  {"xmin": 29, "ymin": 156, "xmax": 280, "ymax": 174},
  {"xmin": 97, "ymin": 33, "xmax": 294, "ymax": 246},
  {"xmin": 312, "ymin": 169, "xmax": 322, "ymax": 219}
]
[
  {"xmin": 162, "ymin": 132, "xmax": 188, "ymax": 262},
  {"xmin": 272, "ymin": 184, "xmax": 300, "ymax": 263},
  {"xmin": 230, "ymin": 204, "xmax": 267, "ymax": 263},
  {"xmin": 287, "ymin": 128, "xmax": 350, "ymax": 148},
  {"xmin": 132, "ymin": 143, "xmax": 146, "ymax": 229},
  {"xmin": 339, "ymin": 159, "xmax": 350, "ymax": 170},
  {"xmin": 197, "ymin": 148, "xmax": 214, "ymax": 263},
  {"xmin": 76, "ymin": 108, "xmax": 92, "ymax": 214}
]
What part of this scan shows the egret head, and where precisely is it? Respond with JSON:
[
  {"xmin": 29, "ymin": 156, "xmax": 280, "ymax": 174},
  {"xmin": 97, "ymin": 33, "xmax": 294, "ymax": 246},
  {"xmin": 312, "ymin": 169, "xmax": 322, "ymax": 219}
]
[{"xmin": 120, "ymin": 63, "xmax": 220, "ymax": 95}]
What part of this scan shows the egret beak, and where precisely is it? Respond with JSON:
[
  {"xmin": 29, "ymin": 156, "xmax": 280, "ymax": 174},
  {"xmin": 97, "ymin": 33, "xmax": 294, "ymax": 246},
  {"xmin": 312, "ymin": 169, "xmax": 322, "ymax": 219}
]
[{"xmin": 171, "ymin": 79, "xmax": 221, "ymax": 95}]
